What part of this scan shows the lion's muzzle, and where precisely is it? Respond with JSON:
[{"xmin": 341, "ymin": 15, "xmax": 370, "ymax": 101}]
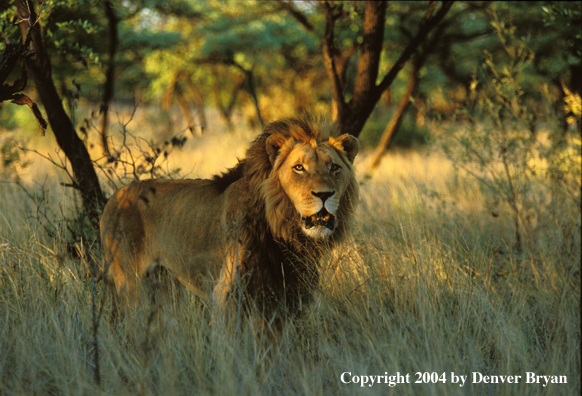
[{"xmin": 302, "ymin": 208, "xmax": 336, "ymax": 231}]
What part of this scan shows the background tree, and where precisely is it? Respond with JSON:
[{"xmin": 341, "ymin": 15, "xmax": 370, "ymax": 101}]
[
  {"xmin": 320, "ymin": 1, "xmax": 454, "ymax": 137},
  {"xmin": 1, "ymin": 0, "xmax": 580, "ymax": 234},
  {"xmin": 14, "ymin": 0, "xmax": 106, "ymax": 227}
]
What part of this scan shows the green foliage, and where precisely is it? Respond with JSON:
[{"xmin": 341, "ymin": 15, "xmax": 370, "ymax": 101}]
[
  {"xmin": 1, "ymin": 0, "xmax": 580, "ymax": 153},
  {"xmin": 0, "ymin": 1, "xmax": 578, "ymax": 201},
  {"xmin": 0, "ymin": 6, "xmax": 16, "ymax": 35},
  {"xmin": 541, "ymin": 1, "xmax": 582, "ymax": 59},
  {"xmin": 442, "ymin": 10, "xmax": 581, "ymax": 252},
  {"xmin": 139, "ymin": 0, "xmax": 325, "ymax": 115},
  {"xmin": 46, "ymin": 19, "xmax": 102, "ymax": 65}
]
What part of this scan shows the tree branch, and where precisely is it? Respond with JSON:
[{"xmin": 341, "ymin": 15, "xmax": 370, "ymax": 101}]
[
  {"xmin": 370, "ymin": 60, "xmax": 419, "ymax": 169},
  {"xmin": 369, "ymin": 33, "xmax": 438, "ymax": 168},
  {"xmin": 375, "ymin": 1, "xmax": 454, "ymax": 97},
  {"xmin": 321, "ymin": 1, "xmax": 347, "ymax": 117},
  {"xmin": 276, "ymin": 0, "xmax": 314, "ymax": 33}
]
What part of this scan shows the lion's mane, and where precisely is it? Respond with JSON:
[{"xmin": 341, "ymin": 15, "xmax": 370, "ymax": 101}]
[{"xmin": 212, "ymin": 115, "xmax": 359, "ymax": 317}]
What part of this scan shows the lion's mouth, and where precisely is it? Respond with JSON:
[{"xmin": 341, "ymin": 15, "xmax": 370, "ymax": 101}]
[{"xmin": 302, "ymin": 208, "xmax": 336, "ymax": 231}]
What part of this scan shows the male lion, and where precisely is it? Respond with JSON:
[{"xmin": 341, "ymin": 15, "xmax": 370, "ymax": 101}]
[{"xmin": 100, "ymin": 115, "xmax": 359, "ymax": 324}]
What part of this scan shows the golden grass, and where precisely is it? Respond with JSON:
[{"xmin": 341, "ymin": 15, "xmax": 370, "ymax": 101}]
[{"xmin": 0, "ymin": 110, "xmax": 579, "ymax": 395}]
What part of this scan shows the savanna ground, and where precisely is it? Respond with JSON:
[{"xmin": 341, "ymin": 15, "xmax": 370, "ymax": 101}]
[{"xmin": 0, "ymin": 107, "xmax": 580, "ymax": 396}]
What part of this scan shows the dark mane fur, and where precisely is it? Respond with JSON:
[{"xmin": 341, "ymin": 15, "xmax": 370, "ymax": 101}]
[{"xmin": 211, "ymin": 160, "xmax": 245, "ymax": 193}]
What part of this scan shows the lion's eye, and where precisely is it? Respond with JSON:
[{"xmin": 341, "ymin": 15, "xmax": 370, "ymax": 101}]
[
  {"xmin": 331, "ymin": 164, "xmax": 341, "ymax": 173},
  {"xmin": 293, "ymin": 164, "xmax": 305, "ymax": 172}
]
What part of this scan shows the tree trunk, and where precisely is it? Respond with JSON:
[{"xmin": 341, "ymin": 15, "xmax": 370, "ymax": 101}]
[
  {"xmin": 16, "ymin": 0, "xmax": 106, "ymax": 227},
  {"xmin": 241, "ymin": 67, "xmax": 264, "ymax": 128},
  {"xmin": 322, "ymin": 1, "xmax": 453, "ymax": 137},
  {"xmin": 176, "ymin": 90, "xmax": 195, "ymax": 130}
]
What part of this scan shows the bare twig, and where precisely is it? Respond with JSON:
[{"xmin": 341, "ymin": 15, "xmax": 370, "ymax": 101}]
[{"xmin": 276, "ymin": 0, "xmax": 314, "ymax": 33}]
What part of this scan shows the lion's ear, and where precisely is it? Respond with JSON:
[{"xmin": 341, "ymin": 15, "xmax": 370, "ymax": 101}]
[
  {"xmin": 265, "ymin": 133, "xmax": 288, "ymax": 166},
  {"xmin": 335, "ymin": 134, "xmax": 359, "ymax": 164}
]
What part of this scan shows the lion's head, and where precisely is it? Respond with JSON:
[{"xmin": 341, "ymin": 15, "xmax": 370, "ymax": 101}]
[{"xmin": 243, "ymin": 115, "xmax": 359, "ymax": 243}]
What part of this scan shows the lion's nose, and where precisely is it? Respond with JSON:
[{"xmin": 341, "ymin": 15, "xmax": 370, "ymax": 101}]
[{"xmin": 311, "ymin": 190, "xmax": 335, "ymax": 203}]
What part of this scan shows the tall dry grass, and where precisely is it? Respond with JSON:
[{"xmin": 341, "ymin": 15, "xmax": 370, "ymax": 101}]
[{"xmin": 0, "ymin": 108, "xmax": 579, "ymax": 395}]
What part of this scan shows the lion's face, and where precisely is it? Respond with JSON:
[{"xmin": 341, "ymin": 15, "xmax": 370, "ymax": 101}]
[{"xmin": 263, "ymin": 132, "xmax": 359, "ymax": 240}]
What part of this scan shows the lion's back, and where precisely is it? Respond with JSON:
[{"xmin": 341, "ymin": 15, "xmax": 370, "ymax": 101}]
[
  {"xmin": 100, "ymin": 178, "xmax": 240, "ymax": 281},
  {"xmin": 104, "ymin": 178, "xmax": 239, "ymax": 239}
]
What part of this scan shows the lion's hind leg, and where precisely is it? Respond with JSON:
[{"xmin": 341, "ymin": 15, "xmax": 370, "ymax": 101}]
[
  {"xmin": 101, "ymin": 189, "xmax": 150, "ymax": 317},
  {"xmin": 103, "ymin": 235, "xmax": 150, "ymax": 318}
]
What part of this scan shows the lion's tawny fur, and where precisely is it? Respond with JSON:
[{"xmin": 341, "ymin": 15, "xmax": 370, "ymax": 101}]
[{"xmin": 100, "ymin": 115, "xmax": 359, "ymax": 321}]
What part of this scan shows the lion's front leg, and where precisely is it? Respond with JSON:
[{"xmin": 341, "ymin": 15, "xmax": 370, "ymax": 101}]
[{"xmin": 211, "ymin": 242, "xmax": 246, "ymax": 329}]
